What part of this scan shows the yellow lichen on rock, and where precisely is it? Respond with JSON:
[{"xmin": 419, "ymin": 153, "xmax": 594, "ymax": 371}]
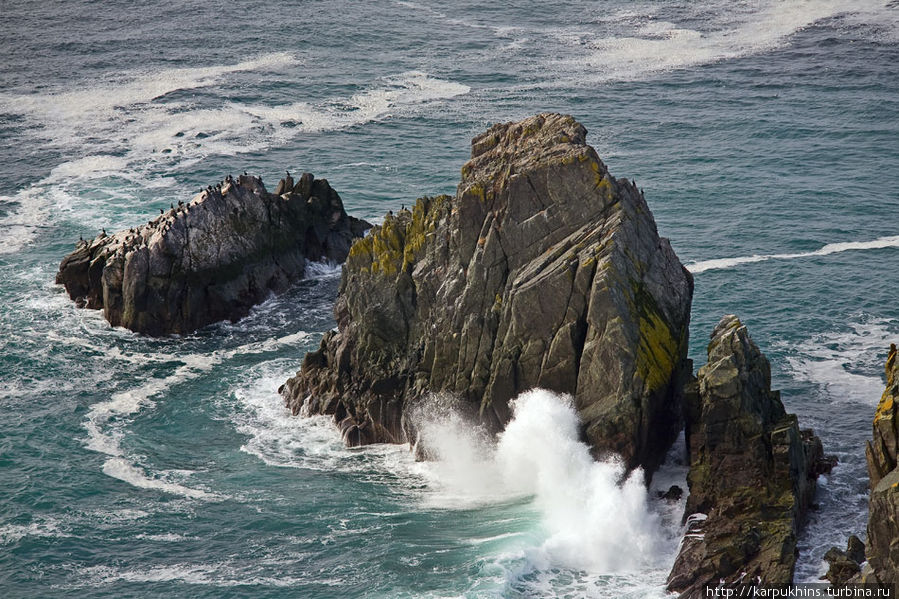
[{"xmin": 636, "ymin": 306, "xmax": 679, "ymax": 393}]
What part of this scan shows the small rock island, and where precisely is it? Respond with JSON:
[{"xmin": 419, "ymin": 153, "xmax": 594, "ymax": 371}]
[{"xmin": 56, "ymin": 172, "xmax": 369, "ymax": 335}]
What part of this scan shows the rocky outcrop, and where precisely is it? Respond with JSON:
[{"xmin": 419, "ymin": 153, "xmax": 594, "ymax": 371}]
[
  {"xmin": 281, "ymin": 113, "xmax": 693, "ymax": 473},
  {"xmin": 863, "ymin": 343, "xmax": 899, "ymax": 584},
  {"xmin": 667, "ymin": 315, "xmax": 832, "ymax": 597},
  {"xmin": 57, "ymin": 173, "xmax": 369, "ymax": 335},
  {"xmin": 823, "ymin": 535, "xmax": 865, "ymax": 586}
]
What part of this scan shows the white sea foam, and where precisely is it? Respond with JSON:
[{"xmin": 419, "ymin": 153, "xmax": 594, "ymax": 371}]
[
  {"xmin": 76, "ymin": 563, "xmax": 311, "ymax": 588},
  {"xmin": 783, "ymin": 317, "xmax": 896, "ymax": 405},
  {"xmin": 549, "ymin": 0, "xmax": 898, "ymax": 86},
  {"xmin": 0, "ymin": 518, "xmax": 67, "ymax": 545},
  {"xmin": 80, "ymin": 329, "xmax": 313, "ymax": 499},
  {"xmin": 0, "ymin": 61, "xmax": 468, "ymax": 255},
  {"xmin": 83, "ymin": 354, "xmax": 220, "ymax": 499},
  {"xmin": 102, "ymin": 458, "xmax": 216, "ymax": 500},
  {"xmin": 687, "ymin": 234, "xmax": 899, "ymax": 273},
  {"xmin": 304, "ymin": 259, "xmax": 343, "ymax": 278}
]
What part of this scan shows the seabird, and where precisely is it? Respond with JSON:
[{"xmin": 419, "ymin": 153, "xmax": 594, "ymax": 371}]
[
  {"xmin": 101, "ymin": 228, "xmax": 106, "ymax": 235},
  {"xmin": 160, "ymin": 209, "xmax": 164, "ymax": 214},
  {"xmin": 178, "ymin": 200, "xmax": 184, "ymax": 206},
  {"xmin": 171, "ymin": 203, "xmax": 174, "ymax": 210}
]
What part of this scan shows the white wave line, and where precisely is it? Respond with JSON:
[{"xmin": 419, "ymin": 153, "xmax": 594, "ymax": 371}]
[
  {"xmin": 82, "ymin": 331, "xmax": 309, "ymax": 500},
  {"xmin": 687, "ymin": 234, "xmax": 899, "ymax": 273}
]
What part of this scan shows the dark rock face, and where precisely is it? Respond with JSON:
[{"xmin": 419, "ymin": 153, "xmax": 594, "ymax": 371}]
[
  {"xmin": 667, "ymin": 315, "xmax": 831, "ymax": 598},
  {"xmin": 281, "ymin": 113, "xmax": 693, "ymax": 473},
  {"xmin": 56, "ymin": 173, "xmax": 369, "ymax": 336},
  {"xmin": 823, "ymin": 535, "xmax": 865, "ymax": 586},
  {"xmin": 864, "ymin": 344, "xmax": 899, "ymax": 584}
]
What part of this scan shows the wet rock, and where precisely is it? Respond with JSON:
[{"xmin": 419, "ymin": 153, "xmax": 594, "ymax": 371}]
[
  {"xmin": 659, "ymin": 485, "xmax": 684, "ymax": 502},
  {"xmin": 281, "ymin": 113, "xmax": 694, "ymax": 474},
  {"xmin": 666, "ymin": 315, "xmax": 832, "ymax": 598},
  {"xmin": 847, "ymin": 534, "xmax": 866, "ymax": 565},
  {"xmin": 57, "ymin": 173, "xmax": 370, "ymax": 335},
  {"xmin": 823, "ymin": 535, "xmax": 866, "ymax": 586}
]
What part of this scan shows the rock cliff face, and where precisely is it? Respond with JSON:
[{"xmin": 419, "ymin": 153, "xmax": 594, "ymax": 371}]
[
  {"xmin": 281, "ymin": 113, "xmax": 693, "ymax": 473},
  {"xmin": 864, "ymin": 343, "xmax": 899, "ymax": 584},
  {"xmin": 57, "ymin": 173, "xmax": 369, "ymax": 336},
  {"xmin": 667, "ymin": 315, "xmax": 831, "ymax": 598}
]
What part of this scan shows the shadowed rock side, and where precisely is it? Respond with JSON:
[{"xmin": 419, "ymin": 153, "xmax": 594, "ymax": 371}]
[
  {"xmin": 56, "ymin": 173, "xmax": 369, "ymax": 335},
  {"xmin": 281, "ymin": 113, "xmax": 694, "ymax": 474},
  {"xmin": 667, "ymin": 315, "xmax": 833, "ymax": 598},
  {"xmin": 863, "ymin": 343, "xmax": 899, "ymax": 584}
]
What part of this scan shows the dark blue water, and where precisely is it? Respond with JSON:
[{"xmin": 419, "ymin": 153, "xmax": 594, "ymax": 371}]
[{"xmin": 2, "ymin": 1, "xmax": 898, "ymax": 596}]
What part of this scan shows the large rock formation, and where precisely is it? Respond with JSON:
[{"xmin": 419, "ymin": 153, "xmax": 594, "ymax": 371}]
[
  {"xmin": 57, "ymin": 173, "xmax": 369, "ymax": 335},
  {"xmin": 667, "ymin": 315, "xmax": 832, "ymax": 597},
  {"xmin": 863, "ymin": 343, "xmax": 899, "ymax": 584},
  {"xmin": 281, "ymin": 113, "xmax": 693, "ymax": 473}
]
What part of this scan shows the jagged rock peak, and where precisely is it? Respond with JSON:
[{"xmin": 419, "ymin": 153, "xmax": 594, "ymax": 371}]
[
  {"xmin": 56, "ymin": 172, "xmax": 369, "ymax": 336},
  {"xmin": 667, "ymin": 315, "xmax": 832, "ymax": 598},
  {"xmin": 281, "ymin": 113, "xmax": 694, "ymax": 475}
]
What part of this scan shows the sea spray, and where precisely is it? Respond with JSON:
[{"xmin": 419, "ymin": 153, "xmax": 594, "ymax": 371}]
[{"xmin": 412, "ymin": 389, "xmax": 665, "ymax": 573}]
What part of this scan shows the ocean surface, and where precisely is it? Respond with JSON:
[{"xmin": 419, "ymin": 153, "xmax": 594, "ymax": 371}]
[{"xmin": 1, "ymin": 1, "xmax": 898, "ymax": 597}]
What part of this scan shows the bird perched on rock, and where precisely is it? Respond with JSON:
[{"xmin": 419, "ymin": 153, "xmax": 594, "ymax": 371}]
[{"xmin": 160, "ymin": 209, "xmax": 164, "ymax": 214}]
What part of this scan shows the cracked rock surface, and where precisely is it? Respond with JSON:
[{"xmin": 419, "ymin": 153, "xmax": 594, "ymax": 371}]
[
  {"xmin": 863, "ymin": 343, "xmax": 899, "ymax": 584},
  {"xmin": 281, "ymin": 113, "xmax": 693, "ymax": 474},
  {"xmin": 56, "ymin": 173, "xmax": 369, "ymax": 336},
  {"xmin": 666, "ymin": 315, "xmax": 832, "ymax": 598}
]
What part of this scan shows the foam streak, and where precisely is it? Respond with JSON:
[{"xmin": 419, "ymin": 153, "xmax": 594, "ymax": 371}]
[{"xmin": 688, "ymin": 235, "xmax": 899, "ymax": 273}]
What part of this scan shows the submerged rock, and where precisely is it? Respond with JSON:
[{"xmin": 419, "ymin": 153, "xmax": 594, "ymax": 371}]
[
  {"xmin": 666, "ymin": 315, "xmax": 832, "ymax": 597},
  {"xmin": 864, "ymin": 344, "xmax": 899, "ymax": 584},
  {"xmin": 56, "ymin": 173, "xmax": 369, "ymax": 335},
  {"xmin": 281, "ymin": 113, "xmax": 693, "ymax": 473}
]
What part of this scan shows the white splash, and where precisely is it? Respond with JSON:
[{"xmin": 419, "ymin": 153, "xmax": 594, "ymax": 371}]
[
  {"xmin": 413, "ymin": 389, "xmax": 666, "ymax": 573},
  {"xmin": 687, "ymin": 234, "xmax": 899, "ymax": 273}
]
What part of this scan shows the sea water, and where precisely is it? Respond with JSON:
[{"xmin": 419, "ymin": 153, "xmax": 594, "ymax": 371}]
[{"xmin": 1, "ymin": 1, "xmax": 898, "ymax": 596}]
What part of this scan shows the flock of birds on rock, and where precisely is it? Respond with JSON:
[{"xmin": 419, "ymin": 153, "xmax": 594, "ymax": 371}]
[{"xmin": 81, "ymin": 172, "xmax": 276, "ymax": 248}]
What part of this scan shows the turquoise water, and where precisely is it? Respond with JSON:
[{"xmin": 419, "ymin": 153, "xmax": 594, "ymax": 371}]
[{"xmin": 2, "ymin": 1, "xmax": 899, "ymax": 596}]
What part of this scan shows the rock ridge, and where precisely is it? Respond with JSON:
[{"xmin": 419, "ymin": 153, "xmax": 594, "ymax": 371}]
[{"xmin": 57, "ymin": 172, "xmax": 369, "ymax": 335}]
